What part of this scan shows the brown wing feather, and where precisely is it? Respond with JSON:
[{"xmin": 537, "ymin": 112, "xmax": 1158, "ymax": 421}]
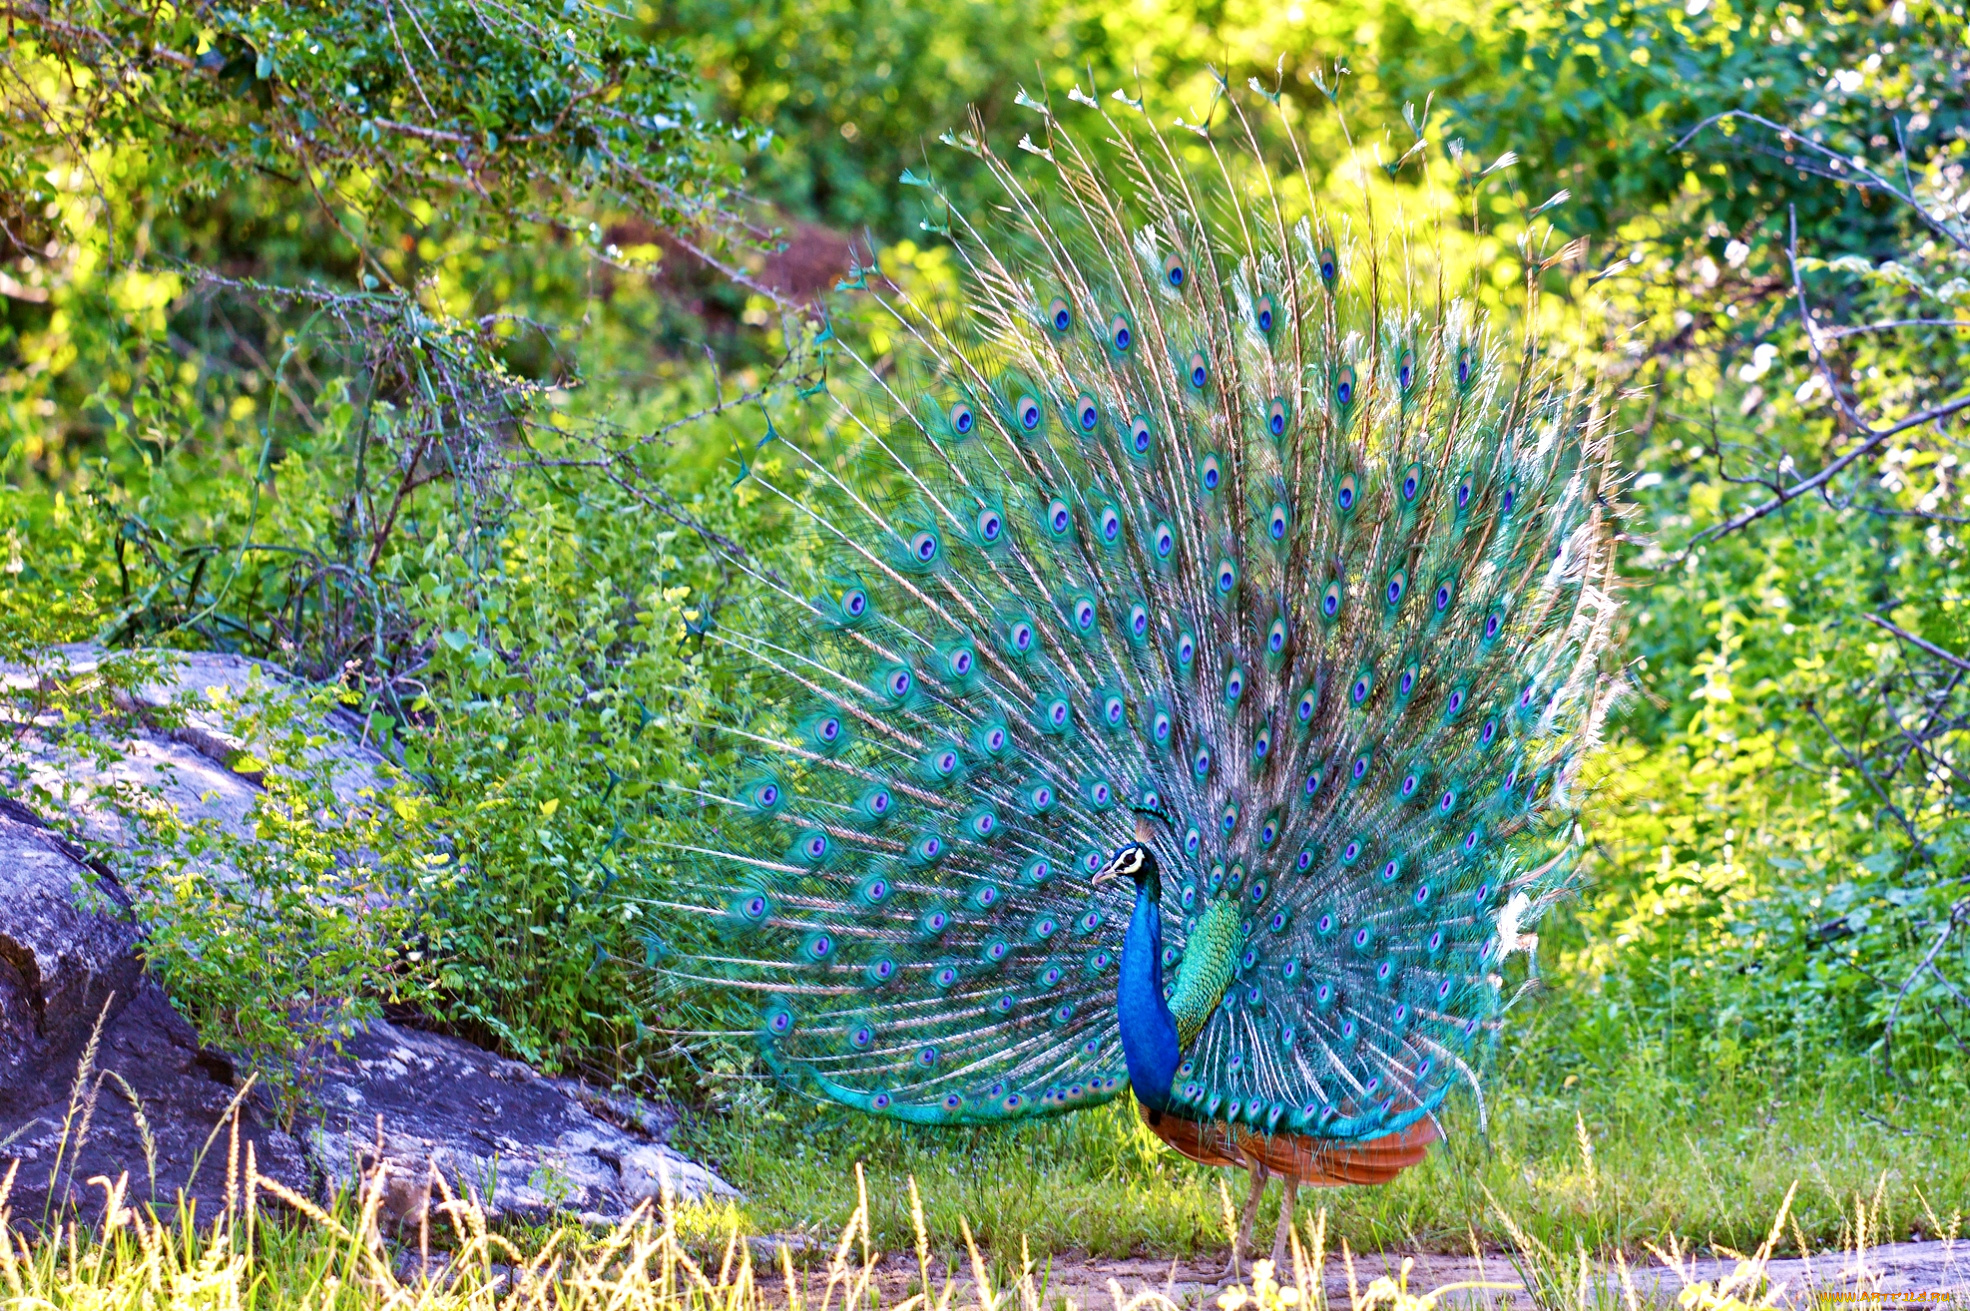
[{"xmin": 1139, "ymin": 1102, "xmax": 1438, "ymax": 1187}]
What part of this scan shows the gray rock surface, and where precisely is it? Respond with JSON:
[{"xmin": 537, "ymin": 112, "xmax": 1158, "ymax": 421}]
[
  {"xmin": 0, "ymin": 801, "xmax": 141, "ymax": 1100},
  {"xmin": 307, "ymin": 1018, "xmax": 737, "ymax": 1231},
  {"xmin": 2, "ymin": 649, "xmax": 735, "ymax": 1232}
]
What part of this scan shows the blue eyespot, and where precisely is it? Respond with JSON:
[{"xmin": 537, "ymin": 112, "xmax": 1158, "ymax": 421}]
[
  {"xmin": 1163, "ymin": 252, "xmax": 1187, "ymax": 288},
  {"xmin": 1077, "ymin": 394, "xmax": 1099, "ymax": 431},
  {"xmin": 950, "ymin": 401, "xmax": 975, "ymax": 435},
  {"xmin": 1018, "ymin": 395, "xmax": 1042, "ymax": 430},
  {"xmin": 1049, "ymin": 297, "xmax": 1072, "ymax": 333},
  {"xmin": 1187, "ymin": 351, "xmax": 1208, "ymax": 390},
  {"xmin": 1130, "ymin": 415, "xmax": 1154, "ymax": 454},
  {"xmin": 1109, "ymin": 313, "xmax": 1132, "ymax": 353}
]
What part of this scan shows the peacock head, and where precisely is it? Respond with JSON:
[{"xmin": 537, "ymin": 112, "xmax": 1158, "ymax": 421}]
[{"xmin": 1092, "ymin": 841, "xmax": 1161, "ymax": 903}]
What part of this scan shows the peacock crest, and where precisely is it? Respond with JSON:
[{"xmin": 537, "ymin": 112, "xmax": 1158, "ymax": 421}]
[{"xmin": 653, "ymin": 82, "xmax": 1622, "ymax": 1148}]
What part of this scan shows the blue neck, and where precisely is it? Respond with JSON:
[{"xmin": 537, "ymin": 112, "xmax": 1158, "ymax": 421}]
[{"xmin": 1117, "ymin": 877, "xmax": 1182, "ymax": 1112}]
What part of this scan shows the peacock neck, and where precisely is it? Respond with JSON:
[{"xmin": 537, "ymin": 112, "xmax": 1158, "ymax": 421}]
[{"xmin": 1117, "ymin": 874, "xmax": 1181, "ymax": 1111}]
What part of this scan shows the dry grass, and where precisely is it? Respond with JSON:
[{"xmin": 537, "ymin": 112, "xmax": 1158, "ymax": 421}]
[{"xmin": 6, "ymin": 1134, "xmax": 1957, "ymax": 1311}]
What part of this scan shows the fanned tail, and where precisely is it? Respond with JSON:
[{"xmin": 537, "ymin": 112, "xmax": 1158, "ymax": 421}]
[{"xmin": 650, "ymin": 79, "xmax": 1621, "ymax": 1137}]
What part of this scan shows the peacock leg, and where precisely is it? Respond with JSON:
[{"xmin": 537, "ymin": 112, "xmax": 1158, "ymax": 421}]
[
  {"xmin": 1269, "ymin": 1176, "xmax": 1299, "ymax": 1275},
  {"xmin": 1221, "ymin": 1163, "xmax": 1269, "ymax": 1282}
]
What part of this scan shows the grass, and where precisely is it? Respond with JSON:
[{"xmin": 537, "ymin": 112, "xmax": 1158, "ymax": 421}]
[
  {"xmin": 675, "ymin": 1040, "xmax": 1970, "ymax": 1263},
  {"xmin": 4, "ymin": 1134, "xmax": 1956, "ymax": 1311}
]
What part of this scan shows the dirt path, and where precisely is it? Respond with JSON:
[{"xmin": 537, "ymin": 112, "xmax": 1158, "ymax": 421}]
[{"xmin": 738, "ymin": 1238, "xmax": 1970, "ymax": 1309}]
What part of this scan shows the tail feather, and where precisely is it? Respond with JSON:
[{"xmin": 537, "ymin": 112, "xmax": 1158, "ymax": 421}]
[{"xmin": 652, "ymin": 80, "xmax": 1620, "ymax": 1137}]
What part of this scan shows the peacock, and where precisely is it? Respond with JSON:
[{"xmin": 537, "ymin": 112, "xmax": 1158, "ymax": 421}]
[{"xmin": 655, "ymin": 77, "xmax": 1621, "ymax": 1276}]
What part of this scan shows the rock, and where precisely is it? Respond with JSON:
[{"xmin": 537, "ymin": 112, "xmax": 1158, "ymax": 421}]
[
  {"xmin": 0, "ymin": 800, "xmax": 141, "ymax": 1099},
  {"xmin": 304, "ymin": 1018, "xmax": 738, "ymax": 1230},
  {"xmin": 0, "ymin": 801, "xmax": 313, "ymax": 1227},
  {"xmin": 3, "ymin": 648, "xmax": 735, "ymax": 1234},
  {"xmin": 3, "ymin": 645, "xmax": 394, "ymax": 859}
]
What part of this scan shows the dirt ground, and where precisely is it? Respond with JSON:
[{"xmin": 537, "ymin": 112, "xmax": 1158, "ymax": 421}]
[{"xmin": 726, "ymin": 1238, "xmax": 1970, "ymax": 1309}]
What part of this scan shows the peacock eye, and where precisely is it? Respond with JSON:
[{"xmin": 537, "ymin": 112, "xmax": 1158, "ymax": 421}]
[
  {"xmin": 1268, "ymin": 618, "xmax": 1287, "ymax": 653},
  {"xmin": 842, "ymin": 588, "xmax": 868, "ymax": 617},
  {"xmin": 1129, "ymin": 604, "xmax": 1149, "ymax": 637},
  {"xmin": 1336, "ymin": 473, "xmax": 1358, "ymax": 512},
  {"xmin": 1297, "ymin": 690, "xmax": 1316, "ymax": 722},
  {"xmin": 910, "ymin": 531, "xmax": 940, "ymax": 563},
  {"xmin": 1154, "ymin": 523, "xmax": 1174, "ymax": 558},
  {"xmin": 1268, "ymin": 503, "xmax": 1288, "ymax": 540},
  {"xmin": 1074, "ymin": 598, "xmax": 1096, "ymax": 630},
  {"xmin": 1104, "ymin": 695, "xmax": 1124, "ymax": 725},
  {"xmin": 1047, "ymin": 498, "xmax": 1071, "ymax": 536},
  {"xmin": 1187, "ymin": 350, "xmax": 1208, "ymax": 390},
  {"xmin": 1267, "ymin": 398, "xmax": 1288, "ymax": 438},
  {"xmin": 1162, "ymin": 252, "xmax": 1187, "ymax": 288},
  {"xmin": 1335, "ymin": 365, "xmax": 1356, "ymax": 408},
  {"xmin": 1153, "ymin": 711, "xmax": 1172, "ymax": 742},
  {"xmin": 1109, "ymin": 313, "xmax": 1132, "ymax": 352},
  {"xmin": 1018, "ymin": 395, "xmax": 1042, "ymax": 430},
  {"xmin": 1436, "ymin": 583, "xmax": 1453, "ymax": 611},
  {"xmin": 1216, "ymin": 558, "xmax": 1237, "ymax": 594},
  {"xmin": 1077, "ymin": 394, "xmax": 1099, "ymax": 431},
  {"xmin": 1099, "ymin": 507, "xmax": 1121, "ymax": 541},
  {"xmin": 952, "ymin": 647, "xmax": 974, "ymax": 676},
  {"xmin": 1199, "ymin": 453, "xmax": 1222, "ymax": 492},
  {"xmin": 1502, "ymin": 482, "xmax": 1519, "ymax": 514},
  {"xmin": 1048, "ymin": 296, "xmax": 1072, "ymax": 333},
  {"xmin": 1177, "ymin": 631, "xmax": 1195, "ymax": 665},
  {"xmin": 1398, "ymin": 349, "xmax": 1415, "ymax": 391},
  {"xmin": 976, "ymin": 507, "xmax": 1003, "ymax": 543},
  {"xmin": 1224, "ymin": 666, "xmax": 1245, "ymax": 702},
  {"xmin": 1318, "ymin": 246, "xmax": 1338, "ymax": 285},
  {"xmin": 1386, "ymin": 571, "xmax": 1406, "ymax": 606},
  {"xmin": 1304, "ymin": 768, "xmax": 1323, "ymax": 796},
  {"xmin": 1255, "ymin": 293, "xmax": 1277, "ymax": 334},
  {"xmin": 1012, "ymin": 622, "xmax": 1034, "ymax": 652},
  {"xmin": 1321, "ymin": 580, "xmax": 1343, "ymax": 617},
  {"xmin": 1130, "ymin": 415, "xmax": 1153, "ymax": 454},
  {"xmin": 1456, "ymin": 345, "xmax": 1476, "ymax": 387},
  {"xmin": 951, "ymin": 401, "xmax": 975, "ymax": 434},
  {"xmin": 1192, "ymin": 746, "xmax": 1212, "ymax": 777}
]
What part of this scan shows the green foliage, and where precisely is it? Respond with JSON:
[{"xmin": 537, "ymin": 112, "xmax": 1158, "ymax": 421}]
[
  {"xmin": 4, "ymin": 0, "xmax": 731, "ymax": 267},
  {"xmin": 119, "ymin": 676, "xmax": 425, "ymax": 1112}
]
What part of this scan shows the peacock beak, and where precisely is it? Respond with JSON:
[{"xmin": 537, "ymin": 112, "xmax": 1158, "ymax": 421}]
[{"xmin": 1090, "ymin": 864, "xmax": 1121, "ymax": 886}]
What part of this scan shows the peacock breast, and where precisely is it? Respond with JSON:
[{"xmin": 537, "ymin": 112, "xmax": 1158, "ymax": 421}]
[{"xmin": 1167, "ymin": 898, "xmax": 1243, "ymax": 1050}]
